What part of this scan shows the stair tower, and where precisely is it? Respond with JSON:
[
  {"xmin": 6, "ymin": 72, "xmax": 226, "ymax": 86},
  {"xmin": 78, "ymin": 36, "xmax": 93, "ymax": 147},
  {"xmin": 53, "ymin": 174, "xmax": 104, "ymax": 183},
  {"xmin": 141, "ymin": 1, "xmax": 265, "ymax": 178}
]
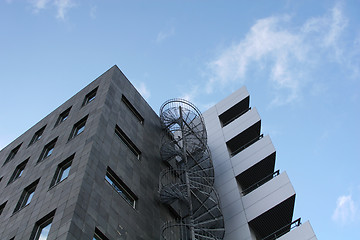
[{"xmin": 159, "ymin": 99, "xmax": 225, "ymax": 240}]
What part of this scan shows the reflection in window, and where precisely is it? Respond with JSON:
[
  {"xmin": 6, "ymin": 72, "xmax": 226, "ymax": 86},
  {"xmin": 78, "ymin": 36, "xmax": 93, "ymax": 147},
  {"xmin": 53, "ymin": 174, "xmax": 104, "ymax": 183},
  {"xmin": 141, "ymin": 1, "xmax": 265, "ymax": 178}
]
[
  {"xmin": 29, "ymin": 126, "xmax": 46, "ymax": 146},
  {"xmin": 50, "ymin": 154, "xmax": 74, "ymax": 188},
  {"xmin": 38, "ymin": 138, "xmax": 57, "ymax": 163},
  {"xmin": 30, "ymin": 210, "xmax": 56, "ymax": 240},
  {"xmin": 3, "ymin": 143, "xmax": 22, "ymax": 165},
  {"xmin": 55, "ymin": 107, "xmax": 71, "ymax": 127},
  {"xmin": 69, "ymin": 116, "xmax": 88, "ymax": 140},
  {"xmin": 82, "ymin": 87, "xmax": 98, "ymax": 106},
  {"xmin": 105, "ymin": 167, "xmax": 137, "ymax": 208},
  {"xmin": 14, "ymin": 179, "xmax": 39, "ymax": 213},
  {"xmin": 8, "ymin": 158, "xmax": 29, "ymax": 184}
]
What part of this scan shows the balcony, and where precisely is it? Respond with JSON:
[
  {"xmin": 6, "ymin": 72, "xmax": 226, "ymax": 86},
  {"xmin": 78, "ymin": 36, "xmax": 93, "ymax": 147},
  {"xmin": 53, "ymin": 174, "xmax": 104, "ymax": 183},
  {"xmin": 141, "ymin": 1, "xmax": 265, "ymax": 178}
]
[
  {"xmin": 241, "ymin": 170, "xmax": 280, "ymax": 196},
  {"xmin": 235, "ymin": 151, "xmax": 276, "ymax": 195},
  {"xmin": 219, "ymin": 96, "xmax": 250, "ymax": 127},
  {"xmin": 243, "ymin": 172, "xmax": 296, "ymax": 240},
  {"xmin": 226, "ymin": 120, "xmax": 261, "ymax": 157},
  {"xmin": 261, "ymin": 218, "xmax": 301, "ymax": 240},
  {"xmin": 277, "ymin": 221, "xmax": 317, "ymax": 240}
]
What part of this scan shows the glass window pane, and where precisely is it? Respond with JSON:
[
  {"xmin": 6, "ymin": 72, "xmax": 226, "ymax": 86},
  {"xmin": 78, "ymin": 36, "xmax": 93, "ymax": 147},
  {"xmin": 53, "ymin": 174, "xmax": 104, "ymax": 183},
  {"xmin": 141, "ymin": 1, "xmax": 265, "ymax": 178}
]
[
  {"xmin": 46, "ymin": 148, "xmax": 53, "ymax": 158},
  {"xmin": 59, "ymin": 166, "xmax": 70, "ymax": 182},
  {"xmin": 38, "ymin": 222, "xmax": 52, "ymax": 240},
  {"xmin": 88, "ymin": 95, "xmax": 95, "ymax": 103},
  {"xmin": 26, "ymin": 191, "xmax": 34, "ymax": 205},
  {"xmin": 105, "ymin": 173, "xmax": 135, "ymax": 207},
  {"xmin": 76, "ymin": 125, "xmax": 85, "ymax": 135},
  {"xmin": 105, "ymin": 175, "xmax": 113, "ymax": 185},
  {"xmin": 18, "ymin": 169, "xmax": 24, "ymax": 177}
]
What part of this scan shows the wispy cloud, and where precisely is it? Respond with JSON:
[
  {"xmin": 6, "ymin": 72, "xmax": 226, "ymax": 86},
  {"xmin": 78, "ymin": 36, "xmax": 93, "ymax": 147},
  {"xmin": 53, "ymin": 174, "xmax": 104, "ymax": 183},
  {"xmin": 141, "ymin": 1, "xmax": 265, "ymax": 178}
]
[
  {"xmin": 332, "ymin": 194, "xmax": 357, "ymax": 225},
  {"xmin": 156, "ymin": 27, "xmax": 175, "ymax": 43},
  {"xmin": 27, "ymin": 0, "xmax": 75, "ymax": 20},
  {"xmin": 135, "ymin": 82, "xmax": 151, "ymax": 100},
  {"xmin": 90, "ymin": 5, "xmax": 97, "ymax": 19},
  {"xmin": 54, "ymin": 0, "xmax": 75, "ymax": 20},
  {"xmin": 29, "ymin": 0, "xmax": 50, "ymax": 12},
  {"xmin": 206, "ymin": 3, "xmax": 354, "ymax": 106},
  {"xmin": 181, "ymin": 85, "xmax": 199, "ymax": 102}
]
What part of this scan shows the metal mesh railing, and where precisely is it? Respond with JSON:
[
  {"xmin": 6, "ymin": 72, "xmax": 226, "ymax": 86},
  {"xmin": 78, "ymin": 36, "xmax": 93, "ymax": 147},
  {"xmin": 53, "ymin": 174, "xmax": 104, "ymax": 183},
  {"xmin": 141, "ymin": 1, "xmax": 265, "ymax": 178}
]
[
  {"xmin": 241, "ymin": 170, "xmax": 280, "ymax": 196},
  {"xmin": 261, "ymin": 218, "xmax": 301, "ymax": 240},
  {"xmin": 159, "ymin": 99, "xmax": 224, "ymax": 240}
]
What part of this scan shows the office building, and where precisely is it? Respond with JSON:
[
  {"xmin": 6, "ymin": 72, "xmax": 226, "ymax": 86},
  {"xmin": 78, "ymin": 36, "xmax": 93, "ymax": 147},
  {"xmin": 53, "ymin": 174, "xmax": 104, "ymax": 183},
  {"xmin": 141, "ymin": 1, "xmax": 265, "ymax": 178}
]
[{"xmin": 0, "ymin": 66, "xmax": 316, "ymax": 240}]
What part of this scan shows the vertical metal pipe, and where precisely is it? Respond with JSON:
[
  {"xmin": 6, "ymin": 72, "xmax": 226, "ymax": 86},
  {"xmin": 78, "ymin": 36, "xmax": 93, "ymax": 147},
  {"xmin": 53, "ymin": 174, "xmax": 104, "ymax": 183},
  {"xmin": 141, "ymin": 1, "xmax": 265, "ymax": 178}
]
[{"xmin": 179, "ymin": 106, "xmax": 195, "ymax": 240}]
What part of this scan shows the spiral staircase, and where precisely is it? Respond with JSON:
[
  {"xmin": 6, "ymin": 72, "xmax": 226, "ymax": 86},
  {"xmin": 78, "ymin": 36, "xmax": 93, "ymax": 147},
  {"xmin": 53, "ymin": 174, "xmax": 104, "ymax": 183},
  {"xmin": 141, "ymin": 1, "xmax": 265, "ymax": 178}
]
[{"xmin": 159, "ymin": 99, "xmax": 225, "ymax": 240}]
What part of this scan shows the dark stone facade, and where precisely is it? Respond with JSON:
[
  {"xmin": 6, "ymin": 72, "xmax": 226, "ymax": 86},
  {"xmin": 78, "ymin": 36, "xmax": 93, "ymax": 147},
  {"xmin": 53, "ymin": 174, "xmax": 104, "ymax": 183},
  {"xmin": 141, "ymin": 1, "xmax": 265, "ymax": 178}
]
[{"xmin": 0, "ymin": 66, "xmax": 169, "ymax": 239}]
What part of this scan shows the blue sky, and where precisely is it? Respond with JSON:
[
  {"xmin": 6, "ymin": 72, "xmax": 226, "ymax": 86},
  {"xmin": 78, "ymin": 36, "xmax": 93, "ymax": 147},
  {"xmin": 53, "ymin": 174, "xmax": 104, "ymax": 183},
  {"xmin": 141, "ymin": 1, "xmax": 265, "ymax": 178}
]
[{"xmin": 1, "ymin": 0, "xmax": 359, "ymax": 239}]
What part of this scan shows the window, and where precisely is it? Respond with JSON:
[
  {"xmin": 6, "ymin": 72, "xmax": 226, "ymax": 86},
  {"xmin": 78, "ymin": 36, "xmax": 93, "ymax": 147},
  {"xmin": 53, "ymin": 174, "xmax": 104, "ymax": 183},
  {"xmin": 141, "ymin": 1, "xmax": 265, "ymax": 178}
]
[
  {"xmin": 38, "ymin": 138, "xmax": 57, "ymax": 163},
  {"xmin": 50, "ymin": 154, "xmax": 74, "ymax": 188},
  {"xmin": 55, "ymin": 107, "xmax": 71, "ymax": 127},
  {"xmin": 82, "ymin": 87, "xmax": 98, "ymax": 106},
  {"xmin": 93, "ymin": 228, "xmax": 109, "ymax": 240},
  {"xmin": 30, "ymin": 210, "xmax": 56, "ymax": 240},
  {"xmin": 0, "ymin": 201, "xmax": 7, "ymax": 215},
  {"xmin": 115, "ymin": 125, "xmax": 141, "ymax": 159},
  {"xmin": 29, "ymin": 126, "xmax": 46, "ymax": 146},
  {"xmin": 8, "ymin": 158, "xmax": 29, "ymax": 184},
  {"xmin": 68, "ymin": 116, "xmax": 88, "ymax": 140},
  {"xmin": 105, "ymin": 167, "xmax": 137, "ymax": 208},
  {"xmin": 14, "ymin": 179, "xmax": 39, "ymax": 213},
  {"xmin": 122, "ymin": 95, "xmax": 144, "ymax": 124},
  {"xmin": 3, "ymin": 143, "xmax": 22, "ymax": 165}
]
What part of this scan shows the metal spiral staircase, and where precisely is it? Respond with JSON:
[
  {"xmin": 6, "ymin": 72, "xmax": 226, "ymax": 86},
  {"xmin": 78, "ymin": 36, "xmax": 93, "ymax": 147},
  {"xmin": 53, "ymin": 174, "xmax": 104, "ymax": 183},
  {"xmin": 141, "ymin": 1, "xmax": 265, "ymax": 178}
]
[{"xmin": 159, "ymin": 99, "xmax": 225, "ymax": 240}]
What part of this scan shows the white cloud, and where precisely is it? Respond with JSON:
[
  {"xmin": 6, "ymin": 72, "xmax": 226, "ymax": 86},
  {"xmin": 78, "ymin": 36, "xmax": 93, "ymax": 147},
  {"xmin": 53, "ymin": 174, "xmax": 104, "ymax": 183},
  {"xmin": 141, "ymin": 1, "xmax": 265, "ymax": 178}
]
[
  {"xmin": 302, "ymin": 3, "xmax": 348, "ymax": 63},
  {"xmin": 29, "ymin": 0, "xmax": 51, "ymax": 12},
  {"xmin": 207, "ymin": 3, "xmax": 353, "ymax": 106},
  {"xmin": 135, "ymin": 82, "xmax": 151, "ymax": 100},
  {"xmin": 181, "ymin": 85, "xmax": 199, "ymax": 103},
  {"xmin": 28, "ymin": 0, "xmax": 75, "ymax": 20},
  {"xmin": 207, "ymin": 15, "xmax": 306, "ymax": 105},
  {"xmin": 156, "ymin": 27, "xmax": 175, "ymax": 43},
  {"xmin": 332, "ymin": 194, "xmax": 357, "ymax": 225},
  {"xmin": 54, "ymin": 0, "xmax": 74, "ymax": 20}
]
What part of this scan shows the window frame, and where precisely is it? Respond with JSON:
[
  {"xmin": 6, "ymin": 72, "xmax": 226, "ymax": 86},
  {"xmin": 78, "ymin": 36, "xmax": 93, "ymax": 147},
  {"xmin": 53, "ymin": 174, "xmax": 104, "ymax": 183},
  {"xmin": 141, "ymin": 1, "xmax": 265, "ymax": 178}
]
[
  {"xmin": 105, "ymin": 167, "xmax": 137, "ymax": 208},
  {"xmin": 8, "ymin": 158, "xmax": 29, "ymax": 185},
  {"xmin": 55, "ymin": 107, "xmax": 71, "ymax": 127},
  {"xmin": 121, "ymin": 95, "xmax": 144, "ymax": 124},
  {"xmin": 33, "ymin": 218, "xmax": 52, "ymax": 240},
  {"xmin": 50, "ymin": 154, "xmax": 74, "ymax": 188},
  {"xmin": 3, "ymin": 143, "xmax": 22, "ymax": 165},
  {"xmin": 68, "ymin": 115, "xmax": 88, "ymax": 140},
  {"xmin": 0, "ymin": 201, "xmax": 7, "ymax": 215},
  {"xmin": 82, "ymin": 87, "xmax": 98, "ymax": 106},
  {"xmin": 29, "ymin": 126, "xmax": 46, "ymax": 146},
  {"xmin": 115, "ymin": 125, "xmax": 141, "ymax": 160},
  {"xmin": 93, "ymin": 227, "xmax": 109, "ymax": 240},
  {"xmin": 14, "ymin": 179, "xmax": 39, "ymax": 213},
  {"xmin": 30, "ymin": 209, "xmax": 56, "ymax": 240},
  {"xmin": 38, "ymin": 138, "xmax": 57, "ymax": 163}
]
